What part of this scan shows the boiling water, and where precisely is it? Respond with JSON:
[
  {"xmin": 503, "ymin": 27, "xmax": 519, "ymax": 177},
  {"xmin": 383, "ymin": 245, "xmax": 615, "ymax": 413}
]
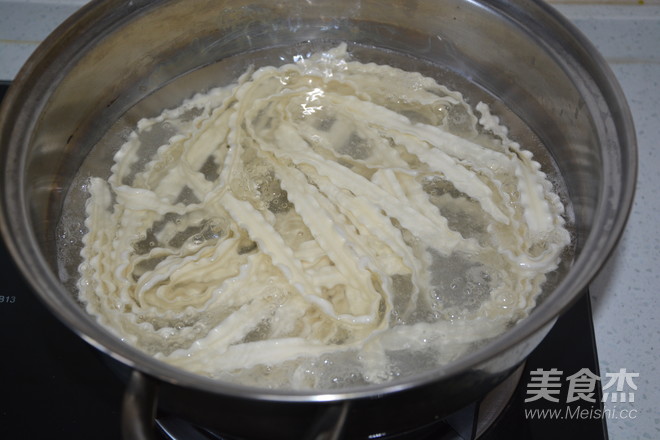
[{"xmin": 56, "ymin": 42, "xmax": 574, "ymax": 390}]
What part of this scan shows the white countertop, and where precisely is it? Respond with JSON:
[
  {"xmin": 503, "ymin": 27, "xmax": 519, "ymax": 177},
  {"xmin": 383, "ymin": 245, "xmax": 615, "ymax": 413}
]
[{"xmin": 1, "ymin": 1, "xmax": 659, "ymax": 438}]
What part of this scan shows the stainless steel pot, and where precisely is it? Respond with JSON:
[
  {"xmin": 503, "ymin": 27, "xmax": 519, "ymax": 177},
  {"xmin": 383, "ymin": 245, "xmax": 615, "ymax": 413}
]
[{"xmin": 0, "ymin": 0, "xmax": 636, "ymax": 438}]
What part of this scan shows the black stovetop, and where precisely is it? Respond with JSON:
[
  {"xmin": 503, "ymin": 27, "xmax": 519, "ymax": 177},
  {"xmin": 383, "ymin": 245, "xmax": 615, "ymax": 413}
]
[{"xmin": 0, "ymin": 82, "xmax": 608, "ymax": 440}]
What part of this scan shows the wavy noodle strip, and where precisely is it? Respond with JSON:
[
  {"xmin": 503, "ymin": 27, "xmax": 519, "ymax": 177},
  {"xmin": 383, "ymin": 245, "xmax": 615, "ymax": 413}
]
[
  {"xmin": 327, "ymin": 95, "xmax": 511, "ymax": 224},
  {"xmin": 270, "ymin": 166, "xmax": 387, "ymax": 324},
  {"xmin": 269, "ymin": 123, "xmax": 476, "ymax": 256}
]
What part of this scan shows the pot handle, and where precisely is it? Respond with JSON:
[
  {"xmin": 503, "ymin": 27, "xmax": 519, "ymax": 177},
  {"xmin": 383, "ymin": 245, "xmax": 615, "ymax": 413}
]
[
  {"xmin": 303, "ymin": 400, "xmax": 350, "ymax": 440},
  {"xmin": 120, "ymin": 368, "xmax": 350, "ymax": 440},
  {"xmin": 122, "ymin": 369, "xmax": 158, "ymax": 440}
]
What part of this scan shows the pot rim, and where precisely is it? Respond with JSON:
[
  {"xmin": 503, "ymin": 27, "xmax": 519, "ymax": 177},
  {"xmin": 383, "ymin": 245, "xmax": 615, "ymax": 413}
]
[{"xmin": 0, "ymin": 0, "xmax": 637, "ymax": 402}]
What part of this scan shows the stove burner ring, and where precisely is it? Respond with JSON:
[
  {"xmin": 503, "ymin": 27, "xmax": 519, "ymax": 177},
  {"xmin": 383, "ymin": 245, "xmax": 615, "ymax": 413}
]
[{"xmin": 153, "ymin": 365, "xmax": 524, "ymax": 440}]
